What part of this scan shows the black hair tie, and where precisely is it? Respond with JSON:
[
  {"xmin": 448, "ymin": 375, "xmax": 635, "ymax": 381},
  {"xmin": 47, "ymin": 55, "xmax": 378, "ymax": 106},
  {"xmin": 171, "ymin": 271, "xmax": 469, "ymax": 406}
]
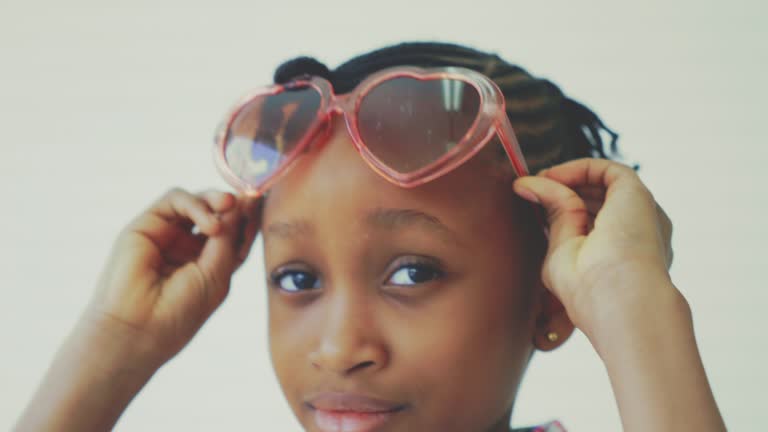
[{"xmin": 273, "ymin": 56, "xmax": 333, "ymax": 84}]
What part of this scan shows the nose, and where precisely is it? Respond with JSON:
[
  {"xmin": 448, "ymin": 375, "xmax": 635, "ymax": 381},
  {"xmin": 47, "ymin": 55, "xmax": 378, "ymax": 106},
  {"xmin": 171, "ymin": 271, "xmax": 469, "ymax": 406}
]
[{"xmin": 308, "ymin": 292, "xmax": 389, "ymax": 376}]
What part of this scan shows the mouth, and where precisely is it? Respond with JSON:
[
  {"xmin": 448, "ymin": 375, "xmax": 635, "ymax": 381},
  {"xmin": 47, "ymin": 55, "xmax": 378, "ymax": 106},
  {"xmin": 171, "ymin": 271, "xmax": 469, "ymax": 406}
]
[{"xmin": 306, "ymin": 392, "xmax": 407, "ymax": 432}]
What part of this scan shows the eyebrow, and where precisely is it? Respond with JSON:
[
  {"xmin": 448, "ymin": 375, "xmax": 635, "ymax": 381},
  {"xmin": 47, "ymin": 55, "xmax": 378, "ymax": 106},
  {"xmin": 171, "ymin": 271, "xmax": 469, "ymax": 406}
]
[
  {"xmin": 266, "ymin": 219, "xmax": 313, "ymax": 239},
  {"xmin": 366, "ymin": 207, "xmax": 460, "ymax": 244},
  {"xmin": 265, "ymin": 207, "xmax": 462, "ymax": 246}
]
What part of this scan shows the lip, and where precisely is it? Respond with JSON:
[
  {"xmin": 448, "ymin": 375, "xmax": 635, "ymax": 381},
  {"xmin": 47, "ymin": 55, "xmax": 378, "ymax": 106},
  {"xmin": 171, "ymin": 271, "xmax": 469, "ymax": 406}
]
[{"xmin": 306, "ymin": 393, "xmax": 406, "ymax": 432}]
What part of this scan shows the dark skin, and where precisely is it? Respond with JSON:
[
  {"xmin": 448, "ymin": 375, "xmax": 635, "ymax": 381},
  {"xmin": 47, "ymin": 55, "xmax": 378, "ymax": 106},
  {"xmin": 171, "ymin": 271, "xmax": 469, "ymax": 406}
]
[
  {"xmin": 263, "ymin": 117, "xmax": 573, "ymax": 432},
  {"xmin": 14, "ymin": 100, "xmax": 724, "ymax": 432}
]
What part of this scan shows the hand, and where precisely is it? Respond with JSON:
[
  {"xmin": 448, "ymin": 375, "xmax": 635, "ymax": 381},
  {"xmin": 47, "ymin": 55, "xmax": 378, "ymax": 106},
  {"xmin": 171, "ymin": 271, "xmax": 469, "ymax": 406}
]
[
  {"xmin": 514, "ymin": 159, "xmax": 728, "ymax": 431},
  {"xmin": 513, "ymin": 158, "xmax": 675, "ymax": 335},
  {"xmin": 85, "ymin": 188, "xmax": 262, "ymax": 369}
]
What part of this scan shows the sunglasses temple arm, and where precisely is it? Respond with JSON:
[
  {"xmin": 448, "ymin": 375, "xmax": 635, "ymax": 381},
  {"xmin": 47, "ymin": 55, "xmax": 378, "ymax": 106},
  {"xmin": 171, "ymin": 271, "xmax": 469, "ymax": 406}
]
[
  {"xmin": 495, "ymin": 118, "xmax": 530, "ymax": 177},
  {"xmin": 495, "ymin": 119, "xmax": 550, "ymax": 240}
]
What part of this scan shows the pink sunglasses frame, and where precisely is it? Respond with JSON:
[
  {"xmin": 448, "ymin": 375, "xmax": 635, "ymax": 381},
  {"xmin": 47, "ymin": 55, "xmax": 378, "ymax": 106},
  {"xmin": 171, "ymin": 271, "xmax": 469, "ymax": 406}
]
[{"xmin": 213, "ymin": 65, "xmax": 531, "ymax": 197}]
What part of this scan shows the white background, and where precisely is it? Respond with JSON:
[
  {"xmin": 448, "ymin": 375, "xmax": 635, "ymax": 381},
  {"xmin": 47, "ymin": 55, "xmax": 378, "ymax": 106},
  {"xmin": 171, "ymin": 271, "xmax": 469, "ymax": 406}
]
[{"xmin": 1, "ymin": 0, "xmax": 766, "ymax": 430}]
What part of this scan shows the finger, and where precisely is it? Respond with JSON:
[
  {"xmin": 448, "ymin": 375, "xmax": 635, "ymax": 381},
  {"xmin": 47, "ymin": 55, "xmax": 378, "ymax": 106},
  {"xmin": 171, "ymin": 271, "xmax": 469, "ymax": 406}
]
[
  {"xmin": 541, "ymin": 159, "xmax": 660, "ymax": 240},
  {"xmin": 583, "ymin": 198, "xmax": 603, "ymax": 219},
  {"xmin": 236, "ymin": 200, "xmax": 264, "ymax": 264},
  {"xmin": 574, "ymin": 185, "xmax": 606, "ymax": 202},
  {"xmin": 128, "ymin": 188, "xmax": 221, "ymax": 249},
  {"xmin": 514, "ymin": 175, "xmax": 590, "ymax": 251},
  {"xmin": 158, "ymin": 189, "xmax": 220, "ymax": 234},
  {"xmin": 656, "ymin": 202, "xmax": 674, "ymax": 268},
  {"xmin": 163, "ymin": 232, "xmax": 206, "ymax": 266},
  {"xmin": 198, "ymin": 190, "xmax": 237, "ymax": 214},
  {"xmin": 191, "ymin": 198, "xmax": 259, "ymax": 305},
  {"xmin": 573, "ymin": 186, "xmax": 605, "ymax": 221},
  {"xmin": 538, "ymin": 158, "xmax": 638, "ymax": 191},
  {"xmin": 163, "ymin": 192, "xmax": 253, "ymax": 267},
  {"xmin": 241, "ymin": 196, "xmax": 263, "ymax": 219},
  {"xmin": 656, "ymin": 202, "xmax": 673, "ymax": 244}
]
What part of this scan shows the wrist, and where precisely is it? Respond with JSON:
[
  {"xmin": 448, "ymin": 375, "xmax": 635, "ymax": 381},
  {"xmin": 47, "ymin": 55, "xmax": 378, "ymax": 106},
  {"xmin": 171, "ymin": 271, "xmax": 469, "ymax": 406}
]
[
  {"xmin": 74, "ymin": 308, "xmax": 165, "ymax": 380},
  {"xmin": 573, "ymin": 267, "xmax": 689, "ymax": 358},
  {"xmin": 575, "ymin": 278, "xmax": 725, "ymax": 431},
  {"xmin": 13, "ymin": 311, "xmax": 161, "ymax": 432}
]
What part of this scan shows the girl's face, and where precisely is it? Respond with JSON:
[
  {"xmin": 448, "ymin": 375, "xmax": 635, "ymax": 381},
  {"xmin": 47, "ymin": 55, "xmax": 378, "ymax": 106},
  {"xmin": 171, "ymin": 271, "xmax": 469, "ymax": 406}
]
[{"xmin": 263, "ymin": 117, "xmax": 556, "ymax": 432}]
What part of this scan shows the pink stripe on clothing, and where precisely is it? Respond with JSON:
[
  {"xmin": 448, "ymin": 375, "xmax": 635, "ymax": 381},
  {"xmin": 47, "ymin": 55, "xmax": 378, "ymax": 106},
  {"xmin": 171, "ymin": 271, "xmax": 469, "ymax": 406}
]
[{"xmin": 531, "ymin": 420, "xmax": 567, "ymax": 432}]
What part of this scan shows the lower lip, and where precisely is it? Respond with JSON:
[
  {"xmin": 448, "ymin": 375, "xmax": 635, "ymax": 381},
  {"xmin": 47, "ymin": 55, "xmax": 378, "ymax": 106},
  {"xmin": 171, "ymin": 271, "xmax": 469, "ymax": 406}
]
[{"xmin": 313, "ymin": 408, "xmax": 399, "ymax": 432}]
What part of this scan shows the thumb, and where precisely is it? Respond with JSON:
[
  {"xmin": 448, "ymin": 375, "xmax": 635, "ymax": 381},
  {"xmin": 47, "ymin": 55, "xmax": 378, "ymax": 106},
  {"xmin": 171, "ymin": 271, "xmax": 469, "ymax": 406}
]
[
  {"xmin": 513, "ymin": 176, "xmax": 590, "ymax": 254},
  {"xmin": 194, "ymin": 206, "xmax": 243, "ymax": 305}
]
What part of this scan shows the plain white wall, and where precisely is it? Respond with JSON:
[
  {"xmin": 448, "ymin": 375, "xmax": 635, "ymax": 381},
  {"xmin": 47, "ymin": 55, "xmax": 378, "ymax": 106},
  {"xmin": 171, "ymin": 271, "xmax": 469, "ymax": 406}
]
[{"xmin": 1, "ymin": 0, "xmax": 766, "ymax": 430}]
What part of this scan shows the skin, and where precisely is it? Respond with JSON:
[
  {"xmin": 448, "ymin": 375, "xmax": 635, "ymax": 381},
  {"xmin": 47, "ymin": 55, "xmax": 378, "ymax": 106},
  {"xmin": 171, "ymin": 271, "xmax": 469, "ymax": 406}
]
[
  {"xmin": 14, "ymin": 121, "xmax": 725, "ymax": 431},
  {"xmin": 263, "ymin": 117, "xmax": 570, "ymax": 432}
]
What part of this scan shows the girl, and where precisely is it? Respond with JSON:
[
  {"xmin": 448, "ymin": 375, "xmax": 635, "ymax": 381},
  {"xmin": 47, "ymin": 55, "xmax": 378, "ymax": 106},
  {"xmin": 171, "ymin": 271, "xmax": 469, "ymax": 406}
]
[{"xmin": 15, "ymin": 42, "xmax": 725, "ymax": 432}]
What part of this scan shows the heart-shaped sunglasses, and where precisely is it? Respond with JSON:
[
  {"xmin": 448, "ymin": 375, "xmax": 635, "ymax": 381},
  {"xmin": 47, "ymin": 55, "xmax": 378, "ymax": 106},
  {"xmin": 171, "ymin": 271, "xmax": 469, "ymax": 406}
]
[{"xmin": 213, "ymin": 66, "xmax": 530, "ymax": 197}]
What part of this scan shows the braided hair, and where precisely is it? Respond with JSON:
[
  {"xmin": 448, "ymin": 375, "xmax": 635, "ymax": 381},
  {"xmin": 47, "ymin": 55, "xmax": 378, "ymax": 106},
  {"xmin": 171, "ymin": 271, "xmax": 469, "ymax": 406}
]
[{"xmin": 273, "ymin": 41, "xmax": 624, "ymax": 175}]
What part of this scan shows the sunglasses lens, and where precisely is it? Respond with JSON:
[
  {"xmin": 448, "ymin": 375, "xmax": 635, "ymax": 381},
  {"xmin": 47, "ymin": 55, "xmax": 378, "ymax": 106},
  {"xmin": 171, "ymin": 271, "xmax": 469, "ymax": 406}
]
[
  {"xmin": 224, "ymin": 85, "xmax": 321, "ymax": 186},
  {"xmin": 357, "ymin": 77, "xmax": 480, "ymax": 173}
]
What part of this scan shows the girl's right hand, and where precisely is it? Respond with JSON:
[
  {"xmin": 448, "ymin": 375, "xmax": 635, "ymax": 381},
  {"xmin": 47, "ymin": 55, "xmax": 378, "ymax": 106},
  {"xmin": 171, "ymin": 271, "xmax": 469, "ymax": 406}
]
[
  {"xmin": 13, "ymin": 188, "xmax": 262, "ymax": 432},
  {"xmin": 84, "ymin": 188, "xmax": 262, "ymax": 370}
]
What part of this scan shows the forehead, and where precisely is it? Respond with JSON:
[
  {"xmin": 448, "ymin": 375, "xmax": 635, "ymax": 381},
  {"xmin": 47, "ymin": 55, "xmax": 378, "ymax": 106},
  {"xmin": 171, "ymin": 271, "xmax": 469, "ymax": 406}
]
[{"xmin": 263, "ymin": 116, "xmax": 520, "ymax": 235}]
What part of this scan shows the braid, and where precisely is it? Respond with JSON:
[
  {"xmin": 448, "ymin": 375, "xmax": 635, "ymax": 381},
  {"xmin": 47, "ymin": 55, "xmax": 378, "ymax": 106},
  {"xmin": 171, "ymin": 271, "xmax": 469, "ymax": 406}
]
[{"xmin": 272, "ymin": 41, "xmax": 627, "ymax": 174}]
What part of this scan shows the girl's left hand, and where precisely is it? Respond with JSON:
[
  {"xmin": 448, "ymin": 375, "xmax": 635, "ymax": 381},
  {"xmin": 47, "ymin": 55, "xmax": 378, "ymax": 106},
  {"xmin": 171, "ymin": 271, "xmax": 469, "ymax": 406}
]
[{"xmin": 513, "ymin": 158, "xmax": 675, "ymax": 337}]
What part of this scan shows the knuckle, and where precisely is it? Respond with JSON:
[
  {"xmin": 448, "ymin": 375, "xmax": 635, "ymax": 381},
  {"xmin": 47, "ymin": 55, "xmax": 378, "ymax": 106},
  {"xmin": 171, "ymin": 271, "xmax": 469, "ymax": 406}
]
[
  {"xmin": 548, "ymin": 193, "xmax": 589, "ymax": 224},
  {"xmin": 167, "ymin": 186, "xmax": 185, "ymax": 196},
  {"xmin": 115, "ymin": 226, "xmax": 131, "ymax": 243},
  {"xmin": 197, "ymin": 189, "xmax": 217, "ymax": 198},
  {"xmin": 627, "ymin": 181, "xmax": 654, "ymax": 202},
  {"xmin": 613, "ymin": 161, "xmax": 639, "ymax": 179},
  {"xmin": 614, "ymin": 159, "xmax": 636, "ymax": 171},
  {"xmin": 163, "ymin": 187, "xmax": 187, "ymax": 201},
  {"xmin": 167, "ymin": 186, "xmax": 191, "ymax": 198}
]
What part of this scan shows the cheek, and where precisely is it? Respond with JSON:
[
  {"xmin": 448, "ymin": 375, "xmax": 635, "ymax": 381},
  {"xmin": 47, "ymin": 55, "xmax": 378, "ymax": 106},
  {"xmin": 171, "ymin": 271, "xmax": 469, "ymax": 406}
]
[
  {"xmin": 267, "ymin": 292, "xmax": 311, "ymax": 401},
  {"xmin": 394, "ymin": 277, "xmax": 534, "ymax": 427}
]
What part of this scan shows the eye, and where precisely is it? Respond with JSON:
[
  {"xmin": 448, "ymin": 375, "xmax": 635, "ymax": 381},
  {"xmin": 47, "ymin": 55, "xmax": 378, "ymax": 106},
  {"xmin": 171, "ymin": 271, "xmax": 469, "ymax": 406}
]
[
  {"xmin": 272, "ymin": 270, "xmax": 320, "ymax": 292},
  {"xmin": 386, "ymin": 262, "xmax": 444, "ymax": 286}
]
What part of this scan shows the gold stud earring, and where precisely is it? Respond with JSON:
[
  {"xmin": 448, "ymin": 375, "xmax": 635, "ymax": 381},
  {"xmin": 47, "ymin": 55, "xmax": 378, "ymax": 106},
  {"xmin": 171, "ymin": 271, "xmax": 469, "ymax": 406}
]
[{"xmin": 546, "ymin": 331, "xmax": 559, "ymax": 342}]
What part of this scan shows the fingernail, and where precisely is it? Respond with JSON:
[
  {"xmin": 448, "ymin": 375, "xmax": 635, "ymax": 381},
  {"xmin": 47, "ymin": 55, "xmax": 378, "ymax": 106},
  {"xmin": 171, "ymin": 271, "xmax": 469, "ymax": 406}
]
[
  {"xmin": 220, "ymin": 192, "xmax": 236, "ymax": 209},
  {"xmin": 516, "ymin": 187, "xmax": 539, "ymax": 204}
]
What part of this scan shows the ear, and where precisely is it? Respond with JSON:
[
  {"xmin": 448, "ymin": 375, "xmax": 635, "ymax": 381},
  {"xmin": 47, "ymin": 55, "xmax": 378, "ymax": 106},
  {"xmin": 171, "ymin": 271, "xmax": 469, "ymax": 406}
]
[{"xmin": 531, "ymin": 280, "xmax": 575, "ymax": 351}]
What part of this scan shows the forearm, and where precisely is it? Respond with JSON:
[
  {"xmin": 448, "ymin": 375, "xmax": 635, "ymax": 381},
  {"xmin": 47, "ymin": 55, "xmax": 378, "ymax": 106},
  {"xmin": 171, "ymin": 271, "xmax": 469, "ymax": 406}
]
[
  {"xmin": 14, "ymin": 315, "xmax": 159, "ymax": 432},
  {"xmin": 586, "ymin": 278, "xmax": 725, "ymax": 432}
]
